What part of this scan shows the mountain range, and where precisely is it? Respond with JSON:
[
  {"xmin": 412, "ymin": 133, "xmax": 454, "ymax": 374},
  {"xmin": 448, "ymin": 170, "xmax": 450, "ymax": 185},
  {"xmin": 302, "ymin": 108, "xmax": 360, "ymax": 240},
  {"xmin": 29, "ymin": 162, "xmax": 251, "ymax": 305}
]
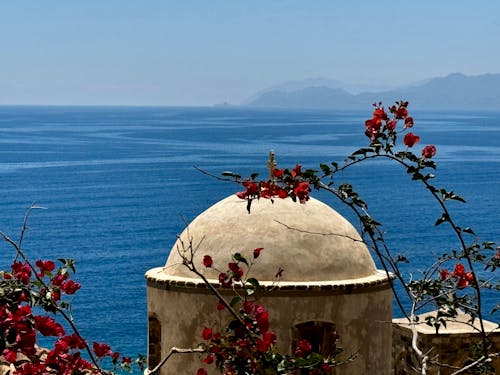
[{"xmin": 245, "ymin": 73, "xmax": 500, "ymax": 110}]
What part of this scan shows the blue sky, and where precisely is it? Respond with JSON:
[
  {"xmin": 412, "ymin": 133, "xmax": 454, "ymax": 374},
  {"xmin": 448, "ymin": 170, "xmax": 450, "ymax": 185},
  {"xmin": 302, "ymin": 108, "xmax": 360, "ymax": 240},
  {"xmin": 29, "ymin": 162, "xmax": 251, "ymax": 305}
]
[{"xmin": 1, "ymin": 1, "xmax": 499, "ymax": 106}]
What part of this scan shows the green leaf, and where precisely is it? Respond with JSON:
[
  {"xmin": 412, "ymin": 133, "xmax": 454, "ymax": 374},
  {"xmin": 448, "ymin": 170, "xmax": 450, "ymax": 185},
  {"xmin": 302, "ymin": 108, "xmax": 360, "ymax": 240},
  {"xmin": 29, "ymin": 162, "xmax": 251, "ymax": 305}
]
[
  {"xmin": 435, "ymin": 213, "xmax": 449, "ymax": 226},
  {"xmin": 250, "ymin": 173, "xmax": 259, "ymax": 180},
  {"xmin": 462, "ymin": 227, "xmax": 475, "ymax": 235},
  {"xmin": 319, "ymin": 163, "xmax": 331, "ymax": 175},
  {"xmin": 232, "ymin": 253, "xmax": 248, "ymax": 266},
  {"xmin": 221, "ymin": 171, "xmax": 241, "ymax": 179},
  {"xmin": 229, "ymin": 296, "xmax": 241, "ymax": 307},
  {"xmin": 246, "ymin": 277, "xmax": 260, "ymax": 289},
  {"xmin": 449, "ymin": 193, "xmax": 466, "ymax": 203}
]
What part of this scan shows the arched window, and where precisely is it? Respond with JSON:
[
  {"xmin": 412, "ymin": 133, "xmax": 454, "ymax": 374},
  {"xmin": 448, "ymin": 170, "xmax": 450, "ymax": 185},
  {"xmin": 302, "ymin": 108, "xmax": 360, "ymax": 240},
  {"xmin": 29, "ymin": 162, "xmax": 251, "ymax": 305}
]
[
  {"xmin": 292, "ymin": 321, "xmax": 338, "ymax": 373},
  {"xmin": 148, "ymin": 315, "xmax": 161, "ymax": 370}
]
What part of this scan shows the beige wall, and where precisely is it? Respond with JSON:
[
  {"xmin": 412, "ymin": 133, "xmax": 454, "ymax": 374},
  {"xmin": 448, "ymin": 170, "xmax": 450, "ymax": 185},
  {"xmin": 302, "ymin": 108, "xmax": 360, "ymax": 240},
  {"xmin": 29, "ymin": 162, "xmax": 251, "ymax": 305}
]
[{"xmin": 147, "ymin": 283, "xmax": 393, "ymax": 375}]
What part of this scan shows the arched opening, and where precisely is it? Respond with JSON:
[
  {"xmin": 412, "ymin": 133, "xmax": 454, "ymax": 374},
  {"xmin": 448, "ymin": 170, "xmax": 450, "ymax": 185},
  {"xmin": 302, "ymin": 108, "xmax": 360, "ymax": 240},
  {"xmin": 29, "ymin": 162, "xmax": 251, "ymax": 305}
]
[
  {"xmin": 292, "ymin": 321, "xmax": 338, "ymax": 373},
  {"xmin": 148, "ymin": 315, "xmax": 161, "ymax": 370}
]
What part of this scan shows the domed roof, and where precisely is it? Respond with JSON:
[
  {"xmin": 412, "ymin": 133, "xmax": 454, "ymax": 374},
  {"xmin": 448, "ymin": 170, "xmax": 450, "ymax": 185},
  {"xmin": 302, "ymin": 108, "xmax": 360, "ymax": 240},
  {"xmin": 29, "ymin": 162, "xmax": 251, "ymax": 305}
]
[{"xmin": 162, "ymin": 195, "xmax": 379, "ymax": 283}]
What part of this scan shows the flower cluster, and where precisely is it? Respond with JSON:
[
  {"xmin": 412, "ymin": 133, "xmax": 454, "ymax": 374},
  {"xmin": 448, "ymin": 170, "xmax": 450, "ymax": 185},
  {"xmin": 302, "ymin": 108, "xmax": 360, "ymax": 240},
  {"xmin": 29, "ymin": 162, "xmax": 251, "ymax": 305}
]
[
  {"xmin": 364, "ymin": 101, "xmax": 436, "ymax": 158},
  {"xmin": 195, "ymin": 250, "xmax": 342, "ymax": 375},
  {"xmin": 236, "ymin": 164, "xmax": 311, "ymax": 209},
  {"xmin": 440, "ymin": 263, "xmax": 475, "ymax": 289},
  {"xmin": 0, "ymin": 257, "xmax": 136, "ymax": 374}
]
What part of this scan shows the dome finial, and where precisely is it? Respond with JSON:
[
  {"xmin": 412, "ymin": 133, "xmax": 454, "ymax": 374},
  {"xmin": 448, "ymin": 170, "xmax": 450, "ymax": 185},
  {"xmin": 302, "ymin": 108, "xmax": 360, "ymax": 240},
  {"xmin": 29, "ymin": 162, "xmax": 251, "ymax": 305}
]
[{"xmin": 267, "ymin": 150, "xmax": 277, "ymax": 181}]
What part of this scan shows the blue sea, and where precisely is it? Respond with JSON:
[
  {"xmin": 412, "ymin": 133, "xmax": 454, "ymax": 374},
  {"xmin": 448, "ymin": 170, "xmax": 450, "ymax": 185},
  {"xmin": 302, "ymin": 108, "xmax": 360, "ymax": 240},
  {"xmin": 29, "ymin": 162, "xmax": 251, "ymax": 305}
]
[{"xmin": 0, "ymin": 106, "xmax": 499, "ymax": 360}]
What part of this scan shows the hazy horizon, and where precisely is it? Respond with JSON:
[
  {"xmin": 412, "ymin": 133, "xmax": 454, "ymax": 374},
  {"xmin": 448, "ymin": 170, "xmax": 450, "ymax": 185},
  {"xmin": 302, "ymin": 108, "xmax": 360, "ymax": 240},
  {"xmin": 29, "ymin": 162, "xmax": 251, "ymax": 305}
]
[{"xmin": 1, "ymin": 1, "xmax": 499, "ymax": 106}]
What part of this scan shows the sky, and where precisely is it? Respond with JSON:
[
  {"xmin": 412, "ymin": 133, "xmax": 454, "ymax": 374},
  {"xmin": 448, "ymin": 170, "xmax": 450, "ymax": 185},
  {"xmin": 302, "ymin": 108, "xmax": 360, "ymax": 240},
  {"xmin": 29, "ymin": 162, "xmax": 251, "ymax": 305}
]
[{"xmin": 1, "ymin": 1, "xmax": 499, "ymax": 106}]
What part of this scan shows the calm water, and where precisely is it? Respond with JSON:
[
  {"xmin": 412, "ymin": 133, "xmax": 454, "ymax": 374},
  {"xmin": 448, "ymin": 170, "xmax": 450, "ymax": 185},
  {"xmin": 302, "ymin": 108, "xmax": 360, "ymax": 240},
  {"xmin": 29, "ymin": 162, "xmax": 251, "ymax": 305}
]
[{"xmin": 0, "ymin": 106, "xmax": 499, "ymax": 359}]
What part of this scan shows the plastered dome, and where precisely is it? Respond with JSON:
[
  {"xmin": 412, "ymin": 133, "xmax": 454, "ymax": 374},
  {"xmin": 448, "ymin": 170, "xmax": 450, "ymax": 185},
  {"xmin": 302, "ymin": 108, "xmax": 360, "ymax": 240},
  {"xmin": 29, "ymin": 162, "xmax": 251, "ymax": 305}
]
[
  {"xmin": 161, "ymin": 194, "xmax": 380, "ymax": 284},
  {"xmin": 146, "ymin": 194, "xmax": 394, "ymax": 375}
]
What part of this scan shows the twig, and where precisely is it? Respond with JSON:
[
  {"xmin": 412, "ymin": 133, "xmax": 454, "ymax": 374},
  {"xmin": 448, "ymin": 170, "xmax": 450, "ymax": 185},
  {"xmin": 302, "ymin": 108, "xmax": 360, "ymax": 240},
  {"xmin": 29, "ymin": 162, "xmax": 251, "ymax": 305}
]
[
  {"xmin": 144, "ymin": 347, "xmax": 205, "ymax": 375},
  {"xmin": 450, "ymin": 354, "xmax": 492, "ymax": 375}
]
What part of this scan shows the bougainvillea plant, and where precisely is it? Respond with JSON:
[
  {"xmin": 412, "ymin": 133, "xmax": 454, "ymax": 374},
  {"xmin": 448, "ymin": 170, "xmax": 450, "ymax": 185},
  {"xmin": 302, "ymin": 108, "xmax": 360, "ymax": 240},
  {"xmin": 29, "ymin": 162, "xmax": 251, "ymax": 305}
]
[
  {"xmin": 174, "ymin": 243, "xmax": 350, "ymax": 375},
  {"xmin": 215, "ymin": 101, "xmax": 499, "ymax": 374},
  {"xmin": 0, "ymin": 207, "xmax": 145, "ymax": 375}
]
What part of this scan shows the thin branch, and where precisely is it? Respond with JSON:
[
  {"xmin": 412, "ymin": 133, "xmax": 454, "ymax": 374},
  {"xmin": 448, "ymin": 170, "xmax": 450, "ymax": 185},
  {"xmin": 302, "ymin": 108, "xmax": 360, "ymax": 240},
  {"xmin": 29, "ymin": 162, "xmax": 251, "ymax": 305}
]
[
  {"xmin": 144, "ymin": 347, "xmax": 205, "ymax": 375},
  {"xmin": 449, "ymin": 353, "xmax": 496, "ymax": 375}
]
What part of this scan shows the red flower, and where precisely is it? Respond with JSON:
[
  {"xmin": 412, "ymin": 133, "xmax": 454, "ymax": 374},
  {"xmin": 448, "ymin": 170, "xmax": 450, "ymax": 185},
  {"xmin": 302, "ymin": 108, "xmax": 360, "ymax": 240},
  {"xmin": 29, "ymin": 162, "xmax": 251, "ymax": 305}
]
[
  {"xmin": 298, "ymin": 339, "xmax": 312, "ymax": 352},
  {"xmin": 216, "ymin": 301, "xmax": 225, "ymax": 311},
  {"xmin": 254, "ymin": 305, "xmax": 269, "ymax": 334},
  {"xmin": 253, "ymin": 247, "xmax": 264, "ymax": 259},
  {"xmin": 404, "ymin": 116, "xmax": 414, "ymax": 128},
  {"xmin": 440, "ymin": 269, "xmax": 450, "ymax": 280},
  {"xmin": 35, "ymin": 259, "xmax": 55, "ymax": 277},
  {"xmin": 34, "ymin": 315, "xmax": 65, "ymax": 337},
  {"xmin": 452, "ymin": 263, "xmax": 466, "ymax": 277},
  {"xmin": 373, "ymin": 108, "xmax": 388, "ymax": 120},
  {"xmin": 92, "ymin": 342, "xmax": 112, "ymax": 357},
  {"xmin": 403, "ymin": 132, "xmax": 420, "ymax": 148},
  {"xmin": 203, "ymin": 355, "xmax": 214, "ymax": 364},
  {"xmin": 236, "ymin": 180, "xmax": 260, "ymax": 199},
  {"xmin": 256, "ymin": 331, "xmax": 276, "ymax": 353},
  {"xmin": 218, "ymin": 272, "xmax": 232, "ymax": 288},
  {"xmin": 365, "ymin": 118, "xmax": 382, "ymax": 140},
  {"xmin": 56, "ymin": 333, "xmax": 86, "ymax": 351},
  {"xmin": 122, "ymin": 356, "xmax": 132, "ymax": 364},
  {"xmin": 201, "ymin": 327, "xmax": 213, "ymax": 340},
  {"xmin": 396, "ymin": 106, "xmax": 408, "ymax": 119},
  {"xmin": 293, "ymin": 181, "xmax": 310, "ymax": 203},
  {"xmin": 242, "ymin": 300, "xmax": 254, "ymax": 314},
  {"xmin": 51, "ymin": 273, "xmax": 68, "ymax": 287},
  {"xmin": 272, "ymin": 169, "xmax": 284, "ymax": 178},
  {"xmin": 451, "ymin": 263, "xmax": 474, "ymax": 289},
  {"xmin": 3, "ymin": 349, "xmax": 17, "ymax": 363},
  {"xmin": 203, "ymin": 255, "xmax": 213, "ymax": 268},
  {"xmin": 61, "ymin": 280, "xmax": 81, "ymax": 295},
  {"xmin": 422, "ymin": 145, "xmax": 437, "ymax": 159},
  {"xmin": 292, "ymin": 164, "xmax": 302, "ymax": 178},
  {"xmin": 228, "ymin": 262, "xmax": 244, "ymax": 280},
  {"xmin": 11, "ymin": 261, "xmax": 32, "ymax": 284},
  {"xmin": 385, "ymin": 120, "xmax": 397, "ymax": 131},
  {"xmin": 197, "ymin": 368, "xmax": 208, "ymax": 375}
]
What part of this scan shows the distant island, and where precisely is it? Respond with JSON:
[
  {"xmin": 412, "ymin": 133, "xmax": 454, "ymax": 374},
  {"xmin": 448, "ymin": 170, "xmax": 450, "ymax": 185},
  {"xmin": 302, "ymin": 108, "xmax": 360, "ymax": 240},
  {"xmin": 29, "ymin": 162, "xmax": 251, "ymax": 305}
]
[{"xmin": 244, "ymin": 73, "xmax": 500, "ymax": 110}]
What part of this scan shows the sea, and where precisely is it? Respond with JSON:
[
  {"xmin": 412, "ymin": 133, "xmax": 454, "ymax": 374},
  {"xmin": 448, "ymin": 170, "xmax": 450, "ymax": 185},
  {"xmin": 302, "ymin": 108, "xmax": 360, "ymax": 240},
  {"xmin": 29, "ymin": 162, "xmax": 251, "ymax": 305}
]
[{"xmin": 0, "ymin": 105, "xmax": 498, "ymax": 361}]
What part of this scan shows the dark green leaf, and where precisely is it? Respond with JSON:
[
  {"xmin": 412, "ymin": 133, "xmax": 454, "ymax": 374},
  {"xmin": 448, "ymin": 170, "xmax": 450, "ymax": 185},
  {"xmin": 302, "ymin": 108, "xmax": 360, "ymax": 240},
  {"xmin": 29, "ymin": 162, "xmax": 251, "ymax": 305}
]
[
  {"xmin": 435, "ymin": 213, "xmax": 449, "ymax": 226},
  {"xmin": 229, "ymin": 296, "xmax": 241, "ymax": 307},
  {"xmin": 233, "ymin": 253, "xmax": 248, "ymax": 266},
  {"xmin": 246, "ymin": 277, "xmax": 260, "ymax": 289}
]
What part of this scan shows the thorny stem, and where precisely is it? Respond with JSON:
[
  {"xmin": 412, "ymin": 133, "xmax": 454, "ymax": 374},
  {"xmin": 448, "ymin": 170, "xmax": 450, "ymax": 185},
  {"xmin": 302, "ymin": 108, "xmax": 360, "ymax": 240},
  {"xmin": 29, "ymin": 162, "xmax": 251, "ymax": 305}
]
[
  {"xmin": 334, "ymin": 152, "xmax": 489, "ymax": 356},
  {"xmin": 0, "ymin": 205, "xmax": 104, "ymax": 373}
]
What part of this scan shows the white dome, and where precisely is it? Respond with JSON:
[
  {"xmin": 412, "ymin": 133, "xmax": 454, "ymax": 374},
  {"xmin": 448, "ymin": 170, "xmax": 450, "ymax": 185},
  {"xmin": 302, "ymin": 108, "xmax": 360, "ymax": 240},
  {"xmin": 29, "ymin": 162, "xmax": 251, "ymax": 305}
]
[{"xmin": 162, "ymin": 195, "xmax": 379, "ymax": 283}]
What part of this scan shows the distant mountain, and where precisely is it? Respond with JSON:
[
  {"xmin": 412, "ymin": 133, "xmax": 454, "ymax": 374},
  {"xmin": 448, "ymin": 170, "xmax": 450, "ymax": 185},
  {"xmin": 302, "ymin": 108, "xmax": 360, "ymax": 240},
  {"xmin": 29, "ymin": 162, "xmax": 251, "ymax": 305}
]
[{"xmin": 246, "ymin": 73, "xmax": 500, "ymax": 110}]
